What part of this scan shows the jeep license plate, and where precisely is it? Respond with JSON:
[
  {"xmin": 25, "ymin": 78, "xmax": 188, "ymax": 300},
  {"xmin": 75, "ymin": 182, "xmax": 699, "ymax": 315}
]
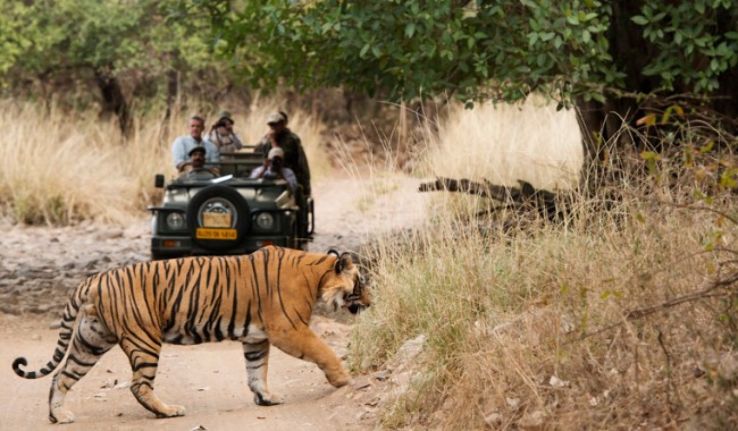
[{"xmin": 196, "ymin": 228, "xmax": 237, "ymax": 240}]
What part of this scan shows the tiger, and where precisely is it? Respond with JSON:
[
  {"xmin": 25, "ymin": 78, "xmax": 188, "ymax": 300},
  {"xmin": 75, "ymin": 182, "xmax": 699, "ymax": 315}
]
[{"xmin": 11, "ymin": 246, "xmax": 370, "ymax": 424}]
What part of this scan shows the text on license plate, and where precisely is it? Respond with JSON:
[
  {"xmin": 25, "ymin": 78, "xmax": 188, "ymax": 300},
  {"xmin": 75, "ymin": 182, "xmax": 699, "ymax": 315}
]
[{"xmin": 196, "ymin": 228, "xmax": 237, "ymax": 240}]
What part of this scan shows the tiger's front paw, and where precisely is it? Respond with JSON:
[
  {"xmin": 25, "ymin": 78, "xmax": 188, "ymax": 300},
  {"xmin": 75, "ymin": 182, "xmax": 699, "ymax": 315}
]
[
  {"xmin": 327, "ymin": 369, "xmax": 351, "ymax": 388},
  {"xmin": 254, "ymin": 391, "xmax": 284, "ymax": 406},
  {"xmin": 156, "ymin": 404, "xmax": 186, "ymax": 418}
]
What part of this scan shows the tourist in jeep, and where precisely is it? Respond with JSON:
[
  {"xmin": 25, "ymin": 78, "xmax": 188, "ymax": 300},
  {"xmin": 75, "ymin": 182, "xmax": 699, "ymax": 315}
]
[
  {"xmin": 171, "ymin": 115, "xmax": 219, "ymax": 172},
  {"xmin": 208, "ymin": 111, "xmax": 244, "ymax": 154},
  {"xmin": 178, "ymin": 146, "xmax": 217, "ymax": 181},
  {"xmin": 250, "ymin": 147, "xmax": 298, "ymax": 192},
  {"xmin": 255, "ymin": 111, "xmax": 311, "ymax": 195}
]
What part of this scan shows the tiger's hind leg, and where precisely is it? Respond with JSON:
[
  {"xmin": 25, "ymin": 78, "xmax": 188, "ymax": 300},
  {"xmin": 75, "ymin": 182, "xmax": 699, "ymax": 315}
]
[
  {"xmin": 49, "ymin": 304, "xmax": 117, "ymax": 424},
  {"xmin": 119, "ymin": 336, "xmax": 185, "ymax": 418},
  {"xmin": 242, "ymin": 339, "xmax": 283, "ymax": 406}
]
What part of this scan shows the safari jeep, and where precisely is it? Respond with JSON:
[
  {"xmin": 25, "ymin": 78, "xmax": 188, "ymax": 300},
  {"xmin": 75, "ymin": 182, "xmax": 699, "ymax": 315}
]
[{"xmin": 148, "ymin": 152, "xmax": 314, "ymax": 260}]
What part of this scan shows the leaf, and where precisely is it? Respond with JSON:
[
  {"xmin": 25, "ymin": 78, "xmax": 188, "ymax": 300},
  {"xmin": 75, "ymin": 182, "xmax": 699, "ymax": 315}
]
[
  {"xmin": 660, "ymin": 104, "xmax": 684, "ymax": 125},
  {"xmin": 405, "ymin": 23, "xmax": 415, "ymax": 39},
  {"xmin": 636, "ymin": 113, "xmax": 657, "ymax": 127},
  {"xmin": 631, "ymin": 15, "xmax": 648, "ymax": 25},
  {"xmin": 640, "ymin": 151, "xmax": 660, "ymax": 161},
  {"xmin": 360, "ymin": 43, "xmax": 370, "ymax": 57},
  {"xmin": 591, "ymin": 92, "xmax": 605, "ymax": 103},
  {"xmin": 720, "ymin": 168, "xmax": 738, "ymax": 189}
]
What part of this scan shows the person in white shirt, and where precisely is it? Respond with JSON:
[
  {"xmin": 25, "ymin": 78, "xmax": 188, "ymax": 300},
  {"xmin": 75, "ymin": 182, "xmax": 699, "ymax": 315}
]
[
  {"xmin": 249, "ymin": 147, "xmax": 298, "ymax": 193},
  {"xmin": 171, "ymin": 115, "xmax": 219, "ymax": 172}
]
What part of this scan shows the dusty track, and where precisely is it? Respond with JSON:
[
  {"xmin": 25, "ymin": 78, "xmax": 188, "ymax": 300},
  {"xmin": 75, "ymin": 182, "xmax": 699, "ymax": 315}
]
[
  {"xmin": 0, "ymin": 176, "xmax": 429, "ymax": 430},
  {"xmin": 0, "ymin": 314, "xmax": 364, "ymax": 430}
]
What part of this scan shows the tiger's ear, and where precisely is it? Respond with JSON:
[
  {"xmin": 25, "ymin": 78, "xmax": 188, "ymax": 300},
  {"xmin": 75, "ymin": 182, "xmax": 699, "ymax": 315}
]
[
  {"xmin": 335, "ymin": 252, "xmax": 353, "ymax": 274},
  {"xmin": 327, "ymin": 249, "xmax": 340, "ymax": 257}
]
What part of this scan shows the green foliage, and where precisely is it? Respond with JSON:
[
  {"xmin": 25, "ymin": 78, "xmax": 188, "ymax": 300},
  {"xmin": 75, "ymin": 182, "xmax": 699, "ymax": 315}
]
[
  {"xmin": 206, "ymin": 0, "xmax": 737, "ymax": 104},
  {"xmin": 0, "ymin": 3, "xmax": 36, "ymax": 77},
  {"xmin": 631, "ymin": 0, "xmax": 738, "ymax": 93},
  {"xmin": 0, "ymin": 0, "xmax": 222, "ymax": 102}
]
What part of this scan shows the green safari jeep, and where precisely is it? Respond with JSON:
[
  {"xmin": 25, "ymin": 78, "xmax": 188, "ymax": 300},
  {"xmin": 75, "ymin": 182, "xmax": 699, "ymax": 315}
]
[{"xmin": 148, "ymin": 151, "xmax": 313, "ymax": 260}]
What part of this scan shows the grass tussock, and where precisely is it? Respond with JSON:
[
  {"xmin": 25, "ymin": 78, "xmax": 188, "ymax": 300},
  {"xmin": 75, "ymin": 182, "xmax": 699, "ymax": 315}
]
[
  {"xmin": 423, "ymin": 98, "xmax": 583, "ymax": 190},
  {"xmin": 0, "ymin": 99, "xmax": 327, "ymax": 225},
  {"xmin": 351, "ymin": 103, "xmax": 738, "ymax": 429}
]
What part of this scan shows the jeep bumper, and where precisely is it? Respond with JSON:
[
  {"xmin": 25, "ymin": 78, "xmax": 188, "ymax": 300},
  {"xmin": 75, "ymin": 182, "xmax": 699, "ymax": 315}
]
[{"xmin": 151, "ymin": 235, "xmax": 294, "ymax": 259}]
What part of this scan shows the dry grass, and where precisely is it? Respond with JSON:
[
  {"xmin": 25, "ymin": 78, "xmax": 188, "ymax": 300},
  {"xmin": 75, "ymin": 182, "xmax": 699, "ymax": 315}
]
[
  {"xmin": 0, "ymin": 98, "xmax": 328, "ymax": 225},
  {"xmin": 350, "ymin": 102, "xmax": 738, "ymax": 429},
  {"xmin": 423, "ymin": 98, "xmax": 583, "ymax": 190}
]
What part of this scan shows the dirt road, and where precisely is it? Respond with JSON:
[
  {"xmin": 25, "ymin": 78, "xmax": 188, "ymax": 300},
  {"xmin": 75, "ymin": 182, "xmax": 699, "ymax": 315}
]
[
  {"xmin": 0, "ymin": 314, "xmax": 373, "ymax": 431},
  {"xmin": 0, "ymin": 176, "xmax": 429, "ymax": 430}
]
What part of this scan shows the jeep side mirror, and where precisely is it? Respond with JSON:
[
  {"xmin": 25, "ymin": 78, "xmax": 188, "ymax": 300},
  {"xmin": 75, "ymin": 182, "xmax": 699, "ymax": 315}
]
[{"xmin": 154, "ymin": 174, "xmax": 165, "ymax": 188}]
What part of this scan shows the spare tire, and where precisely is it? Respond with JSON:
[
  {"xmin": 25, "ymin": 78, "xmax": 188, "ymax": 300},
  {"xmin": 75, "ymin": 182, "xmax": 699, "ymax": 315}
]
[{"xmin": 187, "ymin": 185, "xmax": 250, "ymax": 251}]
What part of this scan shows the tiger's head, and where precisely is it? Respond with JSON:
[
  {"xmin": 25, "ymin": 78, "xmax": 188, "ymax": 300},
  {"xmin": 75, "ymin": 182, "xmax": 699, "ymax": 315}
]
[{"xmin": 321, "ymin": 251, "xmax": 370, "ymax": 315}]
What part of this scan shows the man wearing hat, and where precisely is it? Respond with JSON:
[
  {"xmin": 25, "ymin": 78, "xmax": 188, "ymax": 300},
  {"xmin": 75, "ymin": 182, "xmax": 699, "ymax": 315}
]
[
  {"xmin": 171, "ymin": 115, "xmax": 220, "ymax": 172},
  {"xmin": 208, "ymin": 111, "xmax": 244, "ymax": 153},
  {"xmin": 255, "ymin": 111, "xmax": 311, "ymax": 195},
  {"xmin": 178, "ymin": 145, "xmax": 217, "ymax": 181},
  {"xmin": 249, "ymin": 147, "xmax": 298, "ymax": 193}
]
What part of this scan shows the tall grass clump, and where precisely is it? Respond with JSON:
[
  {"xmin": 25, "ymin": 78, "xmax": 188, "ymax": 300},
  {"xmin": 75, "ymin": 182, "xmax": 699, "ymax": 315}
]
[
  {"xmin": 0, "ymin": 98, "xmax": 328, "ymax": 225},
  {"xmin": 351, "ymin": 103, "xmax": 738, "ymax": 429},
  {"xmin": 424, "ymin": 98, "xmax": 583, "ymax": 190},
  {"xmin": 0, "ymin": 101, "xmax": 140, "ymax": 224}
]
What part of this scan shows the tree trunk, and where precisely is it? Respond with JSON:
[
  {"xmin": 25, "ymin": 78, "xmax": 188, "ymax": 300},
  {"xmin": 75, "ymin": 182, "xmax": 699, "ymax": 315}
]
[
  {"xmin": 575, "ymin": 1, "xmax": 659, "ymax": 156},
  {"xmin": 576, "ymin": 2, "xmax": 738, "ymax": 175},
  {"xmin": 715, "ymin": 10, "xmax": 738, "ymax": 123},
  {"xmin": 94, "ymin": 70, "xmax": 131, "ymax": 136},
  {"xmin": 164, "ymin": 68, "xmax": 179, "ymax": 121}
]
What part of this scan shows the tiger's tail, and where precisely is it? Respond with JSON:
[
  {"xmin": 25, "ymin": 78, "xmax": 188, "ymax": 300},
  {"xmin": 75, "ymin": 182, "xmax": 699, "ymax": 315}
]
[{"xmin": 12, "ymin": 281, "xmax": 89, "ymax": 379}]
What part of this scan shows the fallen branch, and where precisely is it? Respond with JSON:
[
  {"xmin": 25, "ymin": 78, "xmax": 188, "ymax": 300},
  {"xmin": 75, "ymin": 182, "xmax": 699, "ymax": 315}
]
[{"xmin": 418, "ymin": 177, "xmax": 564, "ymax": 221}]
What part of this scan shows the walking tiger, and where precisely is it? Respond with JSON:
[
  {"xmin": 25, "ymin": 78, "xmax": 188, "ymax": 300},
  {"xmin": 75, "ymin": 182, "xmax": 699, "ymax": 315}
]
[{"xmin": 12, "ymin": 246, "xmax": 370, "ymax": 424}]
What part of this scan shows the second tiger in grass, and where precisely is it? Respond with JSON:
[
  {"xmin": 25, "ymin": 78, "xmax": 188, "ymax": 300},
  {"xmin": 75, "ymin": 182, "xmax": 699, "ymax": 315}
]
[{"xmin": 12, "ymin": 246, "xmax": 370, "ymax": 424}]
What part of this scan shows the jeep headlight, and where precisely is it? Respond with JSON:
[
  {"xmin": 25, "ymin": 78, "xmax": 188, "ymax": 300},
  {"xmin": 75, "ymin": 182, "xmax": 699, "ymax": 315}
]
[
  {"xmin": 255, "ymin": 212, "xmax": 275, "ymax": 230},
  {"xmin": 166, "ymin": 212, "xmax": 186, "ymax": 230}
]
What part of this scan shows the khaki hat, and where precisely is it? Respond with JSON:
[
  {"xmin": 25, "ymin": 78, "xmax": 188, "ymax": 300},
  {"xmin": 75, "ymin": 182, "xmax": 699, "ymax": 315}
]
[
  {"xmin": 266, "ymin": 112, "xmax": 286, "ymax": 125},
  {"xmin": 217, "ymin": 110, "xmax": 233, "ymax": 121},
  {"xmin": 267, "ymin": 147, "xmax": 285, "ymax": 160}
]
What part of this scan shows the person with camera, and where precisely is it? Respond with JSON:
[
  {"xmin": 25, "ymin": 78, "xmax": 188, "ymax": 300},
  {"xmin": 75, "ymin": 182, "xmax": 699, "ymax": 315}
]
[
  {"xmin": 207, "ymin": 111, "xmax": 244, "ymax": 154},
  {"xmin": 249, "ymin": 147, "xmax": 298, "ymax": 193},
  {"xmin": 255, "ymin": 111, "xmax": 311, "ymax": 196}
]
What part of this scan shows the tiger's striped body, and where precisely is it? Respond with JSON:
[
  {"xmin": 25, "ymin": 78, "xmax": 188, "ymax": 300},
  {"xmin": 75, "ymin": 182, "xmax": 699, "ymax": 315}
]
[{"xmin": 12, "ymin": 246, "xmax": 369, "ymax": 424}]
